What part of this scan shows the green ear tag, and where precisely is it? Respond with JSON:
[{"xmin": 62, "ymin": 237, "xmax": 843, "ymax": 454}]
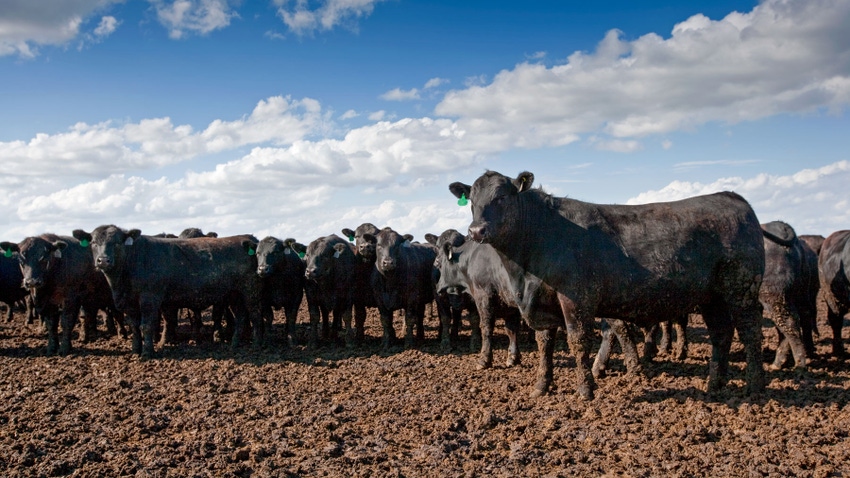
[
  {"xmin": 348, "ymin": 235, "xmax": 354, "ymax": 242},
  {"xmin": 80, "ymin": 239, "xmax": 89, "ymax": 248},
  {"xmin": 298, "ymin": 251, "xmax": 305, "ymax": 259},
  {"xmin": 248, "ymin": 247, "xmax": 256, "ymax": 256},
  {"xmin": 457, "ymin": 193, "xmax": 468, "ymax": 206},
  {"xmin": 3, "ymin": 249, "xmax": 11, "ymax": 258}
]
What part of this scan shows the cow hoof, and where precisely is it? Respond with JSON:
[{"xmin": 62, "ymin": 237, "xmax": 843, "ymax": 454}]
[
  {"xmin": 476, "ymin": 359, "xmax": 491, "ymax": 371},
  {"xmin": 591, "ymin": 366, "xmax": 605, "ymax": 380},
  {"xmin": 505, "ymin": 356, "xmax": 520, "ymax": 368},
  {"xmin": 576, "ymin": 383, "xmax": 594, "ymax": 401}
]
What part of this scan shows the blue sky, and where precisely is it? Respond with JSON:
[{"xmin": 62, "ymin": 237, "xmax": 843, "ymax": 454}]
[{"xmin": 2, "ymin": 0, "xmax": 849, "ymax": 243}]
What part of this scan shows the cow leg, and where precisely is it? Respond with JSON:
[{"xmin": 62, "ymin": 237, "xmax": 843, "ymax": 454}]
[
  {"xmin": 610, "ymin": 319, "xmax": 641, "ymax": 375},
  {"xmin": 78, "ymin": 307, "xmax": 96, "ymax": 344},
  {"xmin": 475, "ymin": 296, "xmax": 495, "ymax": 370},
  {"xmin": 285, "ymin": 301, "xmax": 300, "ymax": 348},
  {"xmin": 672, "ymin": 315, "xmax": 689, "ymax": 360},
  {"xmin": 504, "ymin": 312, "xmax": 522, "ymax": 367},
  {"xmin": 769, "ymin": 302, "xmax": 807, "ymax": 370},
  {"xmin": 561, "ymin": 305, "xmax": 595, "ymax": 401},
  {"xmin": 415, "ymin": 303, "xmax": 426, "ymax": 344},
  {"xmin": 380, "ymin": 308, "xmax": 395, "ymax": 350},
  {"xmin": 467, "ymin": 308, "xmax": 481, "ymax": 353},
  {"xmin": 700, "ymin": 303, "xmax": 735, "ymax": 393},
  {"xmin": 59, "ymin": 302, "xmax": 81, "ymax": 356},
  {"xmin": 435, "ymin": 295, "xmax": 453, "ymax": 352},
  {"xmin": 340, "ymin": 303, "xmax": 355, "ymax": 349},
  {"xmin": 592, "ymin": 319, "xmax": 614, "ymax": 379},
  {"xmin": 306, "ymin": 297, "xmax": 321, "ymax": 348},
  {"xmin": 642, "ymin": 323, "xmax": 660, "ymax": 360},
  {"xmin": 735, "ymin": 303, "xmax": 767, "ymax": 395},
  {"xmin": 139, "ymin": 300, "xmax": 160, "ymax": 358},
  {"xmin": 127, "ymin": 312, "xmax": 142, "ymax": 355},
  {"xmin": 353, "ymin": 304, "xmax": 366, "ymax": 346},
  {"xmin": 403, "ymin": 306, "xmax": 417, "ymax": 349},
  {"xmin": 44, "ymin": 309, "xmax": 60, "ymax": 356},
  {"xmin": 530, "ymin": 328, "xmax": 556, "ymax": 397},
  {"xmin": 249, "ymin": 301, "xmax": 264, "ymax": 350},
  {"xmin": 826, "ymin": 306, "xmax": 846, "ymax": 358},
  {"xmin": 657, "ymin": 320, "xmax": 672, "ymax": 356}
]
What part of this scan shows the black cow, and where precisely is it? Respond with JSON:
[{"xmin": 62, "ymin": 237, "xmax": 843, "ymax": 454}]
[
  {"xmin": 73, "ymin": 226, "xmax": 263, "ymax": 357},
  {"xmin": 247, "ymin": 236, "xmax": 306, "ymax": 347},
  {"xmin": 760, "ymin": 221, "xmax": 818, "ymax": 370},
  {"xmin": 1, "ymin": 234, "xmax": 120, "ymax": 355},
  {"xmin": 817, "ymin": 230, "xmax": 850, "ymax": 357},
  {"xmin": 303, "ymin": 234, "xmax": 356, "ymax": 347},
  {"xmin": 341, "ymin": 224, "xmax": 381, "ymax": 345},
  {"xmin": 451, "ymin": 171, "xmax": 766, "ymax": 399},
  {"xmin": 1, "ymin": 250, "xmax": 28, "ymax": 323},
  {"xmin": 363, "ymin": 227, "xmax": 438, "ymax": 350},
  {"xmin": 434, "ymin": 231, "xmax": 640, "ymax": 377},
  {"xmin": 179, "ymin": 228, "xmax": 218, "ymax": 239}
]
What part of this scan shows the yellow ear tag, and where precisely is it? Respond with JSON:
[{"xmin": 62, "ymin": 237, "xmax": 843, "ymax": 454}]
[{"xmin": 457, "ymin": 193, "xmax": 468, "ymax": 206}]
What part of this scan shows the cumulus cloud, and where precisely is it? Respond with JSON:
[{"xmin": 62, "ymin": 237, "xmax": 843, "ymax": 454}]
[
  {"xmin": 380, "ymin": 87, "xmax": 420, "ymax": 101},
  {"xmin": 151, "ymin": 0, "xmax": 238, "ymax": 39},
  {"xmin": 627, "ymin": 161, "xmax": 850, "ymax": 235},
  {"xmin": 0, "ymin": 96, "xmax": 325, "ymax": 177},
  {"xmin": 0, "ymin": 0, "xmax": 121, "ymax": 57},
  {"xmin": 436, "ymin": 0, "xmax": 850, "ymax": 150},
  {"xmin": 274, "ymin": 0, "xmax": 387, "ymax": 36}
]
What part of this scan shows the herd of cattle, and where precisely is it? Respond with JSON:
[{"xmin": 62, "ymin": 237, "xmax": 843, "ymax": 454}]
[{"xmin": 2, "ymin": 170, "xmax": 850, "ymax": 400}]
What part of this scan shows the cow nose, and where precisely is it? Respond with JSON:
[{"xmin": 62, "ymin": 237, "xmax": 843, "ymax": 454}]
[
  {"xmin": 305, "ymin": 268, "xmax": 317, "ymax": 279},
  {"xmin": 257, "ymin": 264, "xmax": 270, "ymax": 277},
  {"xmin": 468, "ymin": 225, "xmax": 487, "ymax": 242},
  {"xmin": 381, "ymin": 259, "xmax": 396, "ymax": 270}
]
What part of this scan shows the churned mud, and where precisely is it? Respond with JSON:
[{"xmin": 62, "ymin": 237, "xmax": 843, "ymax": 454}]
[{"xmin": 1, "ymin": 302, "xmax": 849, "ymax": 477}]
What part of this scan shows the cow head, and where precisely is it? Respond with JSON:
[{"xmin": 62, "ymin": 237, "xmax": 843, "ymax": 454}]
[
  {"xmin": 432, "ymin": 231, "xmax": 470, "ymax": 297},
  {"xmin": 341, "ymin": 223, "xmax": 379, "ymax": 262},
  {"xmin": 74, "ymin": 225, "xmax": 140, "ymax": 273},
  {"xmin": 304, "ymin": 235, "xmax": 350, "ymax": 281},
  {"xmin": 252, "ymin": 236, "xmax": 302, "ymax": 278},
  {"xmin": 179, "ymin": 227, "xmax": 218, "ymax": 239},
  {"xmin": 450, "ymin": 170, "xmax": 534, "ymax": 245},
  {"xmin": 365, "ymin": 227, "xmax": 410, "ymax": 274},
  {"xmin": 2, "ymin": 236, "xmax": 67, "ymax": 289}
]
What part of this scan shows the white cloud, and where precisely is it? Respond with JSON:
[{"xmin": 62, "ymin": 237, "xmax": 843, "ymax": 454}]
[
  {"xmin": 274, "ymin": 0, "xmax": 387, "ymax": 36},
  {"xmin": 436, "ymin": 0, "xmax": 850, "ymax": 149},
  {"xmin": 424, "ymin": 77, "xmax": 449, "ymax": 89},
  {"xmin": 0, "ymin": 0, "xmax": 121, "ymax": 57},
  {"xmin": 368, "ymin": 110, "xmax": 386, "ymax": 121},
  {"xmin": 626, "ymin": 160, "xmax": 850, "ymax": 235},
  {"xmin": 0, "ymin": 96, "xmax": 324, "ymax": 177},
  {"xmin": 93, "ymin": 15, "xmax": 119, "ymax": 37},
  {"xmin": 151, "ymin": 0, "xmax": 238, "ymax": 39},
  {"xmin": 589, "ymin": 137, "xmax": 643, "ymax": 153},
  {"xmin": 380, "ymin": 87, "xmax": 420, "ymax": 101},
  {"xmin": 661, "ymin": 139, "xmax": 673, "ymax": 150},
  {"xmin": 339, "ymin": 109, "xmax": 359, "ymax": 120}
]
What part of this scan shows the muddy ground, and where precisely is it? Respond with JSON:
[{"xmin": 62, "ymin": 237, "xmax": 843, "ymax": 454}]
[{"xmin": 1, "ymin": 302, "xmax": 849, "ymax": 478}]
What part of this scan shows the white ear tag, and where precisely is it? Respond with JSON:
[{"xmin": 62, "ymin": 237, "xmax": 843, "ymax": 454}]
[
  {"xmin": 124, "ymin": 237, "xmax": 134, "ymax": 246},
  {"xmin": 53, "ymin": 249, "xmax": 62, "ymax": 259},
  {"xmin": 284, "ymin": 248, "xmax": 291, "ymax": 255},
  {"xmin": 403, "ymin": 240, "xmax": 411, "ymax": 248},
  {"xmin": 333, "ymin": 250, "xmax": 341, "ymax": 258}
]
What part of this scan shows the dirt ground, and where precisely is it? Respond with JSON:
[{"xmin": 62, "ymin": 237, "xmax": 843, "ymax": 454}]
[{"xmin": 1, "ymin": 301, "xmax": 849, "ymax": 478}]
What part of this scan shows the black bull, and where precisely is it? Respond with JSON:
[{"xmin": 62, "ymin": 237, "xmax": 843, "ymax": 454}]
[{"xmin": 450, "ymin": 170, "xmax": 766, "ymax": 399}]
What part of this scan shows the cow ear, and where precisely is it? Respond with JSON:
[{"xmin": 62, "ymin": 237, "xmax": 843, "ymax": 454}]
[
  {"xmin": 424, "ymin": 233, "xmax": 438, "ymax": 246},
  {"xmin": 341, "ymin": 228, "xmax": 355, "ymax": 241},
  {"xmin": 51, "ymin": 240, "xmax": 67, "ymax": 258},
  {"xmin": 72, "ymin": 229, "xmax": 92, "ymax": 246},
  {"xmin": 449, "ymin": 182, "xmax": 471, "ymax": 200},
  {"xmin": 242, "ymin": 240, "xmax": 258, "ymax": 256},
  {"xmin": 0, "ymin": 242, "xmax": 19, "ymax": 257},
  {"xmin": 403, "ymin": 234, "xmax": 414, "ymax": 242},
  {"xmin": 207, "ymin": 232, "xmax": 218, "ymax": 238},
  {"xmin": 514, "ymin": 171, "xmax": 534, "ymax": 193},
  {"xmin": 333, "ymin": 243, "xmax": 348, "ymax": 258}
]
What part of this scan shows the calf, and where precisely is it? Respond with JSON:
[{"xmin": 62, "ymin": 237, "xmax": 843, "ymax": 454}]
[
  {"xmin": 341, "ymin": 224, "xmax": 381, "ymax": 345},
  {"xmin": 1, "ymin": 234, "xmax": 119, "ymax": 355},
  {"xmin": 73, "ymin": 226, "xmax": 263, "ymax": 357},
  {"xmin": 303, "ymin": 234, "xmax": 356, "ymax": 347},
  {"xmin": 363, "ymin": 227, "xmax": 438, "ymax": 350},
  {"xmin": 817, "ymin": 230, "xmax": 850, "ymax": 357},
  {"xmin": 760, "ymin": 221, "xmax": 817, "ymax": 370},
  {"xmin": 247, "ymin": 236, "xmax": 306, "ymax": 347},
  {"xmin": 451, "ymin": 170, "xmax": 766, "ymax": 398}
]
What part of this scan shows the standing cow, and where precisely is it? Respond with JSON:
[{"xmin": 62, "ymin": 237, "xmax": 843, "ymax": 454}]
[
  {"xmin": 760, "ymin": 221, "xmax": 818, "ymax": 370},
  {"xmin": 341, "ymin": 223, "xmax": 381, "ymax": 345},
  {"xmin": 817, "ymin": 230, "xmax": 850, "ymax": 358},
  {"xmin": 450, "ymin": 171, "xmax": 766, "ymax": 399},
  {"xmin": 73, "ymin": 226, "xmax": 263, "ymax": 357},
  {"xmin": 1, "ymin": 234, "xmax": 120, "ymax": 355},
  {"xmin": 363, "ymin": 227, "xmax": 438, "ymax": 350},
  {"xmin": 248, "ymin": 236, "xmax": 305, "ymax": 347},
  {"xmin": 302, "ymin": 234, "xmax": 356, "ymax": 348}
]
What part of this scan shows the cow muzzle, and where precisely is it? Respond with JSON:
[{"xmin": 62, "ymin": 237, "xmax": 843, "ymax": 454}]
[
  {"xmin": 379, "ymin": 259, "xmax": 396, "ymax": 272},
  {"xmin": 257, "ymin": 264, "xmax": 271, "ymax": 277},
  {"xmin": 95, "ymin": 256, "xmax": 113, "ymax": 271},
  {"xmin": 468, "ymin": 224, "xmax": 489, "ymax": 243},
  {"xmin": 23, "ymin": 277, "xmax": 43, "ymax": 289}
]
